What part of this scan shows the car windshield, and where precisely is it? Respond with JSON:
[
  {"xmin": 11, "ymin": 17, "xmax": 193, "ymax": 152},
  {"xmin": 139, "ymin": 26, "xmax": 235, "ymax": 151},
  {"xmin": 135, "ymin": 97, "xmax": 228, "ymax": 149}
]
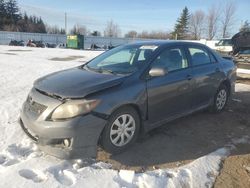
[
  {"xmin": 85, "ymin": 44, "xmax": 158, "ymax": 74},
  {"xmin": 217, "ymin": 39, "xmax": 232, "ymax": 46}
]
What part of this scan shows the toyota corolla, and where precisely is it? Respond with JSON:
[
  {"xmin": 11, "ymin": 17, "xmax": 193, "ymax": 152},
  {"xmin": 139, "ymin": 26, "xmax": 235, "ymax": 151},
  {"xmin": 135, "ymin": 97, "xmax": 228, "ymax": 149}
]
[{"xmin": 19, "ymin": 41, "xmax": 236, "ymax": 159}]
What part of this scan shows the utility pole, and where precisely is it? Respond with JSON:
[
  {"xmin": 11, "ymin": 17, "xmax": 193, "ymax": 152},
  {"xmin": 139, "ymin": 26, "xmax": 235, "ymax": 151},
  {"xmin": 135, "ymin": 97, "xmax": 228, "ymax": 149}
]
[{"xmin": 65, "ymin": 12, "xmax": 67, "ymax": 34}]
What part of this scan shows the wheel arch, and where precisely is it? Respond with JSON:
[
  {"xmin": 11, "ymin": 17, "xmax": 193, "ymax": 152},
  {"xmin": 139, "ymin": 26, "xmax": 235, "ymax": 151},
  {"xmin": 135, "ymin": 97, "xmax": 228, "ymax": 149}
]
[
  {"xmin": 220, "ymin": 79, "xmax": 231, "ymax": 96},
  {"xmin": 98, "ymin": 103, "xmax": 144, "ymax": 151},
  {"xmin": 100, "ymin": 103, "xmax": 145, "ymax": 140},
  {"xmin": 111, "ymin": 103, "xmax": 144, "ymax": 129}
]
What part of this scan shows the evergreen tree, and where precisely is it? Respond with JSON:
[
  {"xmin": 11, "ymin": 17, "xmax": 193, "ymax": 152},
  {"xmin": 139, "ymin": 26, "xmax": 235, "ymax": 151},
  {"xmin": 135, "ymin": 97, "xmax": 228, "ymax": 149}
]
[
  {"xmin": 0, "ymin": 0, "xmax": 6, "ymax": 29},
  {"xmin": 37, "ymin": 17, "xmax": 46, "ymax": 33},
  {"xmin": 92, "ymin": 30, "xmax": 101, "ymax": 36},
  {"xmin": 24, "ymin": 12, "xmax": 28, "ymax": 21},
  {"xmin": 0, "ymin": 0, "xmax": 53, "ymax": 33},
  {"xmin": 172, "ymin": 6, "xmax": 190, "ymax": 40},
  {"xmin": 5, "ymin": 0, "xmax": 20, "ymax": 24}
]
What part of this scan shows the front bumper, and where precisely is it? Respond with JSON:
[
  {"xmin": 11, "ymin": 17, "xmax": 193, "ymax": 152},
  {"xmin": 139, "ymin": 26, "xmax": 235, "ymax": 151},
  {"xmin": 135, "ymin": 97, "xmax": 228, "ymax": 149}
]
[
  {"xmin": 20, "ymin": 113, "xmax": 106, "ymax": 159},
  {"xmin": 19, "ymin": 88, "xmax": 106, "ymax": 159}
]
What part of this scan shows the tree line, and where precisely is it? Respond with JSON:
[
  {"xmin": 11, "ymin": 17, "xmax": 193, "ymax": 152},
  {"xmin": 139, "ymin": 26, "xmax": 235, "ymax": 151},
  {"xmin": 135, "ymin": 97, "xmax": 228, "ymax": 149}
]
[
  {"xmin": 82, "ymin": 1, "xmax": 249, "ymax": 40},
  {"xmin": 1, "ymin": 0, "xmax": 249, "ymax": 39},
  {"xmin": 0, "ymin": 0, "xmax": 66, "ymax": 34},
  {"xmin": 0, "ymin": 0, "xmax": 47, "ymax": 33},
  {"xmin": 171, "ymin": 3, "xmax": 237, "ymax": 40},
  {"xmin": 170, "ymin": 2, "xmax": 249, "ymax": 40}
]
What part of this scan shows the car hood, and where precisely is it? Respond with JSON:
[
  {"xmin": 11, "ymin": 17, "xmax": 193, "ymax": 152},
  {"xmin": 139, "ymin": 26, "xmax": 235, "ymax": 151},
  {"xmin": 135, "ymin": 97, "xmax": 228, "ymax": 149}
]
[{"xmin": 34, "ymin": 67, "xmax": 125, "ymax": 99}]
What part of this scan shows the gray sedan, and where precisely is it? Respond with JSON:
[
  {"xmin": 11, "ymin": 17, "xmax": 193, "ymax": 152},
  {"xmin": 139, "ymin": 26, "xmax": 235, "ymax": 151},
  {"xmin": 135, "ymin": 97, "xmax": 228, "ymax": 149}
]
[{"xmin": 19, "ymin": 41, "xmax": 236, "ymax": 159}]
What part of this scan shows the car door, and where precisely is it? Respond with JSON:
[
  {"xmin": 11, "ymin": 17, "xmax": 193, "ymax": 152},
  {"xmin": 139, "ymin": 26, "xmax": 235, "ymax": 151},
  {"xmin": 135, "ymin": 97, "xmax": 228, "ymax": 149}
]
[
  {"xmin": 186, "ymin": 45, "xmax": 223, "ymax": 109},
  {"xmin": 146, "ymin": 46, "xmax": 193, "ymax": 126}
]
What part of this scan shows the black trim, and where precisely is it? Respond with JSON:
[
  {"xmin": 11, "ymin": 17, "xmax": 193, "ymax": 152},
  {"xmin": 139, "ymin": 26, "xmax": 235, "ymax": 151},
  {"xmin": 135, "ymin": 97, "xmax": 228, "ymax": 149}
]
[
  {"xmin": 91, "ymin": 111, "xmax": 109, "ymax": 120},
  {"xmin": 19, "ymin": 118, "xmax": 38, "ymax": 141}
]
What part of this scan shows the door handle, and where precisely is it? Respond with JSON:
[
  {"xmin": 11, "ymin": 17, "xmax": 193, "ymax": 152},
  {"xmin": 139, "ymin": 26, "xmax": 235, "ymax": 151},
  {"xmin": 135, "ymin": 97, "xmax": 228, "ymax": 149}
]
[{"xmin": 186, "ymin": 74, "xmax": 192, "ymax": 80}]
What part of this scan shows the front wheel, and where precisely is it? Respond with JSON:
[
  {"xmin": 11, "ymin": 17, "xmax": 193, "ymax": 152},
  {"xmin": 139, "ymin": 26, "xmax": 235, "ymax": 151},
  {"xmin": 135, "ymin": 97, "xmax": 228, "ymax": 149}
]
[
  {"xmin": 100, "ymin": 107, "xmax": 140, "ymax": 154},
  {"xmin": 211, "ymin": 84, "xmax": 229, "ymax": 113}
]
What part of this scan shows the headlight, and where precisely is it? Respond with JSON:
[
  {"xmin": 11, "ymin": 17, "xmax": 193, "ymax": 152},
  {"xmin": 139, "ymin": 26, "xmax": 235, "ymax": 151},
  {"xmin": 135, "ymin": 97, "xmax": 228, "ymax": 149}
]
[{"xmin": 51, "ymin": 99, "xmax": 100, "ymax": 120}]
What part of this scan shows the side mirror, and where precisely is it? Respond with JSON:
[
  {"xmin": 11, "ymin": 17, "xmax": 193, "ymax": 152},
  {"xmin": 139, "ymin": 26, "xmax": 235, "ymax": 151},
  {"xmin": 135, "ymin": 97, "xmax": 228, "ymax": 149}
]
[{"xmin": 149, "ymin": 67, "xmax": 167, "ymax": 77}]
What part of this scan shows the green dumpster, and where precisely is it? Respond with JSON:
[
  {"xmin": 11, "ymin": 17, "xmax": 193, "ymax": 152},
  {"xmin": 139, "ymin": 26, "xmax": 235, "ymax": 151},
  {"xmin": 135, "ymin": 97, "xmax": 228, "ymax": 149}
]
[{"xmin": 66, "ymin": 35, "xmax": 84, "ymax": 49}]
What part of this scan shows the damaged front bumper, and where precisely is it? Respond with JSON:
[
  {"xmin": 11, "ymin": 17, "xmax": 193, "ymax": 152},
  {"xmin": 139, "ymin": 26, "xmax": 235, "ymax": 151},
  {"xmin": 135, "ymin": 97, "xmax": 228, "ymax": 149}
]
[{"xmin": 19, "ymin": 88, "xmax": 106, "ymax": 159}]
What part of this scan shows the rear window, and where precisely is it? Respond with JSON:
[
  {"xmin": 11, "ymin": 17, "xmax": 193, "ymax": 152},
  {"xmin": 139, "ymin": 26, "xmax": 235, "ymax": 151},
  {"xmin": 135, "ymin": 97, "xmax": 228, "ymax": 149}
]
[
  {"xmin": 218, "ymin": 39, "xmax": 232, "ymax": 46},
  {"xmin": 188, "ymin": 47, "xmax": 211, "ymax": 66}
]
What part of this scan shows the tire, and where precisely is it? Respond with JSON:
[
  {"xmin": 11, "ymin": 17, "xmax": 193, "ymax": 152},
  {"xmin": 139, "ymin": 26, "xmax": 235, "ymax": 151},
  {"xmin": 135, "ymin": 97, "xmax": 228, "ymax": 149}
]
[
  {"xmin": 211, "ymin": 84, "xmax": 229, "ymax": 113},
  {"xmin": 100, "ymin": 106, "xmax": 140, "ymax": 154}
]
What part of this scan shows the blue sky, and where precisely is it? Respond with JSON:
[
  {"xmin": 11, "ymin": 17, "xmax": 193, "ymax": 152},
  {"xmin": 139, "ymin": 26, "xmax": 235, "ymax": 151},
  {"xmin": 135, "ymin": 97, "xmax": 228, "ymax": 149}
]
[{"xmin": 18, "ymin": 0, "xmax": 249, "ymax": 37}]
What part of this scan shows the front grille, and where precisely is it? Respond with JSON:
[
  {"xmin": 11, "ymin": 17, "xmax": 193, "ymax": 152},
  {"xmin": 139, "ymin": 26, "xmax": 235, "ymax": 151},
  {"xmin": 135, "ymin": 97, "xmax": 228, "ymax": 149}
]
[{"xmin": 25, "ymin": 96, "xmax": 47, "ymax": 115}]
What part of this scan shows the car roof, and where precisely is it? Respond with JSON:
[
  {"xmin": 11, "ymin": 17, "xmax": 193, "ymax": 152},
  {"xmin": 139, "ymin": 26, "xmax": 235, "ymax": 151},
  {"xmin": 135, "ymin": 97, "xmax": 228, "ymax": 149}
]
[{"xmin": 126, "ymin": 40, "xmax": 207, "ymax": 48}]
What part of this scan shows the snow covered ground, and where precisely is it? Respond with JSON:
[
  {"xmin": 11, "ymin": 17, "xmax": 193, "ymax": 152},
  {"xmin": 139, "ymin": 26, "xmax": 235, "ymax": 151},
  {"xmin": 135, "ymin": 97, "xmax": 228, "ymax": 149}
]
[
  {"xmin": 0, "ymin": 45, "xmax": 250, "ymax": 188},
  {"xmin": 237, "ymin": 68, "xmax": 250, "ymax": 79}
]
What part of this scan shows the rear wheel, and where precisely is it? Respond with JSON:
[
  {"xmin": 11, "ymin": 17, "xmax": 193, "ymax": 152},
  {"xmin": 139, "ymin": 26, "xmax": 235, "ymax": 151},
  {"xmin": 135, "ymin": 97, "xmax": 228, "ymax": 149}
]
[
  {"xmin": 100, "ymin": 107, "xmax": 140, "ymax": 154},
  {"xmin": 211, "ymin": 84, "xmax": 229, "ymax": 113}
]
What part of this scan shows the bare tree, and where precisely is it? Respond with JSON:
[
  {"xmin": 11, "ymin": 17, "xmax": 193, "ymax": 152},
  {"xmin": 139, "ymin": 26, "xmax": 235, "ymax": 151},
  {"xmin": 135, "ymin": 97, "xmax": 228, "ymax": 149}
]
[
  {"xmin": 46, "ymin": 24, "xmax": 65, "ymax": 34},
  {"xmin": 207, "ymin": 5, "xmax": 221, "ymax": 40},
  {"xmin": 221, "ymin": 1, "xmax": 237, "ymax": 38},
  {"xmin": 124, "ymin": 30, "xmax": 137, "ymax": 38},
  {"xmin": 137, "ymin": 30, "xmax": 170, "ymax": 39},
  {"xmin": 189, "ymin": 10, "xmax": 205, "ymax": 39},
  {"xmin": 103, "ymin": 20, "xmax": 121, "ymax": 37},
  {"xmin": 70, "ymin": 24, "xmax": 89, "ymax": 35}
]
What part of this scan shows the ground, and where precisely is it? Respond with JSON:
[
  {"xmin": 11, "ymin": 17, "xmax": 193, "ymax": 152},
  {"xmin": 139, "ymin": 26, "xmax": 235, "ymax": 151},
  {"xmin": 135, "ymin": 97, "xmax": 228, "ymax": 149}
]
[
  {"xmin": 0, "ymin": 45, "xmax": 250, "ymax": 187},
  {"xmin": 214, "ymin": 80, "xmax": 250, "ymax": 188}
]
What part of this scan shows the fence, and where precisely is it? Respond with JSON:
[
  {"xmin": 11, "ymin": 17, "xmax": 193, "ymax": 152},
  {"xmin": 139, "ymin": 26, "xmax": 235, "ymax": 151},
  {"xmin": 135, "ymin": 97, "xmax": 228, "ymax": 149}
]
[
  {"xmin": 0, "ymin": 31, "xmax": 157, "ymax": 49},
  {"xmin": 0, "ymin": 31, "xmax": 66, "ymax": 45},
  {"xmin": 0, "ymin": 31, "xmax": 218, "ymax": 49}
]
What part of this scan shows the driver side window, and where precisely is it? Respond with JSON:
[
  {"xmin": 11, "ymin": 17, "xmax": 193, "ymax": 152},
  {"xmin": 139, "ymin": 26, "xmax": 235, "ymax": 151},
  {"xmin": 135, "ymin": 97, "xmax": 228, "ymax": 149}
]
[{"xmin": 152, "ymin": 47, "xmax": 188, "ymax": 72}]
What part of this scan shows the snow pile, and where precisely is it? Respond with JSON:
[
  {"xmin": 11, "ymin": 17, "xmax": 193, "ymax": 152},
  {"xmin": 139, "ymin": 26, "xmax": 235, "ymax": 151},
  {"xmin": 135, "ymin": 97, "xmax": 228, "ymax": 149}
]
[
  {"xmin": 237, "ymin": 68, "xmax": 250, "ymax": 75},
  {"xmin": 131, "ymin": 148, "xmax": 228, "ymax": 188},
  {"xmin": 235, "ymin": 83, "xmax": 250, "ymax": 92},
  {"xmin": 0, "ymin": 45, "xmax": 249, "ymax": 187},
  {"xmin": 0, "ymin": 144, "xmax": 229, "ymax": 188}
]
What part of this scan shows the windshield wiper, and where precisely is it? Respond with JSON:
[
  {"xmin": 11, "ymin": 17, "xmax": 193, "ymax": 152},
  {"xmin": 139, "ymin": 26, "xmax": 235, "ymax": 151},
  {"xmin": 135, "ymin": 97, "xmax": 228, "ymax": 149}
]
[
  {"xmin": 86, "ymin": 65, "xmax": 117, "ymax": 75},
  {"xmin": 99, "ymin": 68, "xmax": 116, "ymax": 75},
  {"xmin": 83, "ymin": 65, "xmax": 129, "ymax": 75}
]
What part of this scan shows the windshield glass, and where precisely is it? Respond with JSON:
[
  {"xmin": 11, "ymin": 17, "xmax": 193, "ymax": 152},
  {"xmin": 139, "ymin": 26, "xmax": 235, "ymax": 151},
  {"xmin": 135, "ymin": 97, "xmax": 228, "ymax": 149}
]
[
  {"xmin": 239, "ymin": 49, "xmax": 250, "ymax": 54},
  {"xmin": 85, "ymin": 44, "xmax": 158, "ymax": 74},
  {"xmin": 217, "ymin": 39, "xmax": 232, "ymax": 46}
]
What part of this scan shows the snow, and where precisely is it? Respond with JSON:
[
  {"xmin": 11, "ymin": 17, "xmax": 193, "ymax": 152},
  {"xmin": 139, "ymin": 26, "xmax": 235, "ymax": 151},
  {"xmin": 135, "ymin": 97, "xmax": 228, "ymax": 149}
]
[
  {"xmin": 235, "ymin": 83, "xmax": 250, "ymax": 92},
  {"xmin": 237, "ymin": 68, "xmax": 250, "ymax": 74},
  {"xmin": 0, "ymin": 45, "xmax": 250, "ymax": 187}
]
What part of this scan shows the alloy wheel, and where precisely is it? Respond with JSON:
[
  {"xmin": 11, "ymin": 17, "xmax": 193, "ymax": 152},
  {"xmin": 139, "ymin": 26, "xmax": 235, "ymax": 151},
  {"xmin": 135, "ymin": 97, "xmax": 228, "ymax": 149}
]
[{"xmin": 216, "ymin": 89, "xmax": 227, "ymax": 110}]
